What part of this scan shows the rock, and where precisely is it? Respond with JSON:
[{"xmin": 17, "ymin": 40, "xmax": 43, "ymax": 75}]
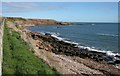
[
  {"xmin": 115, "ymin": 55, "xmax": 120, "ymax": 58},
  {"xmin": 45, "ymin": 33, "xmax": 51, "ymax": 36},
  {"xmin": 39, "ymin": 46, "xmax": 44, "ymax": 49},
  {"xmin": 57, "ymin": 22, "xmax": 72, "ymax": 25},
  {"xmin": 29, "ymin": 31, "xmax": 117, "ymax": 64},
  {"xmin": 114, "ymin": 60, "xmax": 120, "ymax": 64}
]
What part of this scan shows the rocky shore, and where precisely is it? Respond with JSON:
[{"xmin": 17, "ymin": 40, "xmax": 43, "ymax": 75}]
[
  {"xmin": 29, "ymin": 32, "xmax": 120, "ymax": 64},
  {"xmin": 27, "ymin": 31, "xmax": 120, "ymax": 75}
]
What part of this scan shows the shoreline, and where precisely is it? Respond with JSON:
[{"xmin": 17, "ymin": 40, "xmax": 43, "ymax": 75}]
[
  {"xmin": 49, "ymin": 32, "xmax": 120, "ymax": 56},
  {"xmin": 27, "ymin": 24, "xmax": 119, "ymax": 57},
  {"xmin": 5, "ymin": 17, "xmax": 120, "ymax": 75},
  {"xmin": 29, "ymin": 31, "xmax": 120, "ymax": 66},
  {"xmin": 26, "ymin": 30, "xmax": 120, "ymax": 75}
]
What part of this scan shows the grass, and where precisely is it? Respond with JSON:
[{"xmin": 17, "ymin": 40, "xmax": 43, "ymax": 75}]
[{"xmin": 2, "ymin": 23, "xmax": 60, "ymax": 75}]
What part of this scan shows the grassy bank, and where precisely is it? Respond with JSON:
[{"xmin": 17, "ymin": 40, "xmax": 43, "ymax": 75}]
[{"xmin": 2, "ymin": 23, "xmax": 59, "ymax": 75}]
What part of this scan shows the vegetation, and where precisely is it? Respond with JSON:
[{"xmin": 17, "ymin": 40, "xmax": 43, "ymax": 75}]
[{"xmin": 3, "ymin": 23, "xmax": 60, "ymax": 75}]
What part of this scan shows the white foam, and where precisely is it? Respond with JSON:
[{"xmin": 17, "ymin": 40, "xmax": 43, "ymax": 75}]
[
  {"xmin": 51, "ymin": 34, "xmax": 64, "ymax": 41},
  {"xmin": 46, "ymin": 32, "xmax": 79, "ymax": 45},
  {"xmin": 40, "ymin": 31, "xmax": 60, "ymax": 36},
  {"xmin": 51, "ymin": 34, "xmax": 79, "ymax": 45},
  {"xmin": 39, "ymin": 32, "xmax": 45, "ymax": 35},
  {"xmin": 97, "ymin": 33, "xmax": 119, "ymax": 37},
  {"xmin": 64, "ymin": 40, "xmax": 79, "ymax": 45},
  {"xmin": 41, "ymin": 31, "xmax": 120, "ymax": 57},
  {"xmin": 116, "ymin": 64, "xmax": 120, "ymax": 69},
  {"xmin": 78, "ymin": 45, "xmax": 120, "ymax": 57},
  {"xmin": 40, "ymin": 31, "xmax": 120, "ymax": 69},
  {"xmin": 46, "ymin": 32, "xmax": 60, "ymax": 36}
]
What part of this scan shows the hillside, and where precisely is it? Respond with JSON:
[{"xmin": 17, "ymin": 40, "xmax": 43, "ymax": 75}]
[
  {"xmin": 2, "ymin": 19, "xmax": 59, "ymax": 75},
  {"xmin": 5, "ymin": 17, "xmax": 71, "ymax": 26}
]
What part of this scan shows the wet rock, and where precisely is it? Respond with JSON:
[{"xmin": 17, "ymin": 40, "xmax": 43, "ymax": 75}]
[
  {"xmin": 115, "ymin": 55, "xmax": 120, "ymax": 58},
  {"xmin": 45, "ymin": 33, "xmax": 51, "ymax": 36},
  {"xmin": 114, "ymin": 60, "xmax": 120, "ymax": 64},
  {"xmin": 29, "ymin": 31, "xmax": 117, "ymax": 64}
]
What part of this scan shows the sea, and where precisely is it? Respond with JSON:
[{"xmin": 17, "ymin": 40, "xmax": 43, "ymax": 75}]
[{"xmin": 28, "ymin": 22, "xmax": 119, "ymax": 57}]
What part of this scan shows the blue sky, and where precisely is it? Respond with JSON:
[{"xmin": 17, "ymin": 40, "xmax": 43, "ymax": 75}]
[{"xmin": 2, "ymin": 2, "xmax": 118, "ymax": 22}]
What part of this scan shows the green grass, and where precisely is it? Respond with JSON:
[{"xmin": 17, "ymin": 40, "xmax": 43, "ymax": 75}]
[{"xmin": 3, "ymin": 23, "xmax": 60, "ymax": 75}]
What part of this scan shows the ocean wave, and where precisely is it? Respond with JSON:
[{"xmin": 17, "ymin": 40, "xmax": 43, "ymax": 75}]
[
  {"xmin": 45, "ymin": 32, "xmax": 120, "ymax": 56},
  {"xmin": 51, "ymin": 33, "xmax": 79, "ymax": 45},
  {"xmin": 40, "ymin": 31, "xmax": 120, "ymax": 68},
  {"xmin": 51, "ymin": 34, "xmax": 64, "ymax": 41},
  {"xmin": 78, "ymin": 46, "xmax": 120, "ymax": 56},
  {"xmin": 39, "ymin": 32, "xmax": 45, "ymax": 35},
  {"xmin": 39, "ymin": 31, "xmax": 60, "ymax": 36},
  {"xmin": 97, "ymin": 33, "xmax": 119, "ymax": 37}
]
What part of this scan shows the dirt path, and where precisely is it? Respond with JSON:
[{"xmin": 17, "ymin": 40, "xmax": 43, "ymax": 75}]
[{"xmin": 0, "ymin": 18, "xmax": 5, "ymax": 76}]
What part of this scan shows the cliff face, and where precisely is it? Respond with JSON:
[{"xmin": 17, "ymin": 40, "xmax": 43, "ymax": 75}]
[{"xmin": 6, "ymin": 17, "xmax": 71, "ymax": 26}]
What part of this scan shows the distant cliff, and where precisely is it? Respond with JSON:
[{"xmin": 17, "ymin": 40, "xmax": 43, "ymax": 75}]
[{"xmin": 5, "ymin": 17, "xmax": 72, "ymax": 26}]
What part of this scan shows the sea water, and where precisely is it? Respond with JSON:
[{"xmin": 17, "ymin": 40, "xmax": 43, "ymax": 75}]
[{"xmin": 28, "ymin": 23, "xmax": 119, "ymax": 54}]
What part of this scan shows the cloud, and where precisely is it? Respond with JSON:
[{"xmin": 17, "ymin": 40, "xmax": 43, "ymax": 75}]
[
  {"xmin": 2, "ymin": 2, "xmax": 64, "ymax": 13},
  {"xmin": 2, "ymin": 2, "xmax": 35, "ymax": 13}
]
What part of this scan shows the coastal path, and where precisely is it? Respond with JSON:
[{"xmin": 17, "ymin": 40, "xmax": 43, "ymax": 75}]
[{"xmin": 0, "ymin": 18, "xmax": 5, "ymax": 76}]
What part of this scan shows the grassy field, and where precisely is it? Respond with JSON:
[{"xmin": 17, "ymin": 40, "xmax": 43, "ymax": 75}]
[{"xmin": 2, "ymin": 23, "xmax": 59, "ymax": 75}]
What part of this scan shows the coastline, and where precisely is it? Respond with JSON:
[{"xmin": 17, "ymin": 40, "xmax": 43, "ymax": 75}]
[
  {"xmin": 5, "ymin": 17, "xmax": 72, "ymax": 26},
  {"xmin": 25, "ymin": 31, "xmax": 120, "ymax": 75},
  {"xmin": 28, "ymin": 31, "xmax": 120, "ymax": 65},
  {"xmin": 5, "ymin": 17, "xmax": 120, "ymax": 75},
  {"xmin": 49, "ymin": 32, "xmax": 120, "ymax": 56}
]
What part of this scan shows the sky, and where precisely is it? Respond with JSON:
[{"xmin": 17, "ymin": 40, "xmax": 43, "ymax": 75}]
[
  {"xmin": 1, "ymin": 2, "xmax": 118, "ymax": 22},
  {"xmin": 2, "ymin": 0, "xmax": 120, "ymax": 2}
]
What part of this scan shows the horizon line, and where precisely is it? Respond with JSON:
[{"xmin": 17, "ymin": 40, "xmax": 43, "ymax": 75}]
[{"xmin": 1, "ymin": 16, "xmax": 118, "ymax": 23}]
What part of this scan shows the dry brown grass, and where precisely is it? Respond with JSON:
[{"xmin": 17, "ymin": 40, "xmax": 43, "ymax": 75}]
[{"xmin": 0, "ymin": 16, "xmax": 3, "ymax": 22}]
